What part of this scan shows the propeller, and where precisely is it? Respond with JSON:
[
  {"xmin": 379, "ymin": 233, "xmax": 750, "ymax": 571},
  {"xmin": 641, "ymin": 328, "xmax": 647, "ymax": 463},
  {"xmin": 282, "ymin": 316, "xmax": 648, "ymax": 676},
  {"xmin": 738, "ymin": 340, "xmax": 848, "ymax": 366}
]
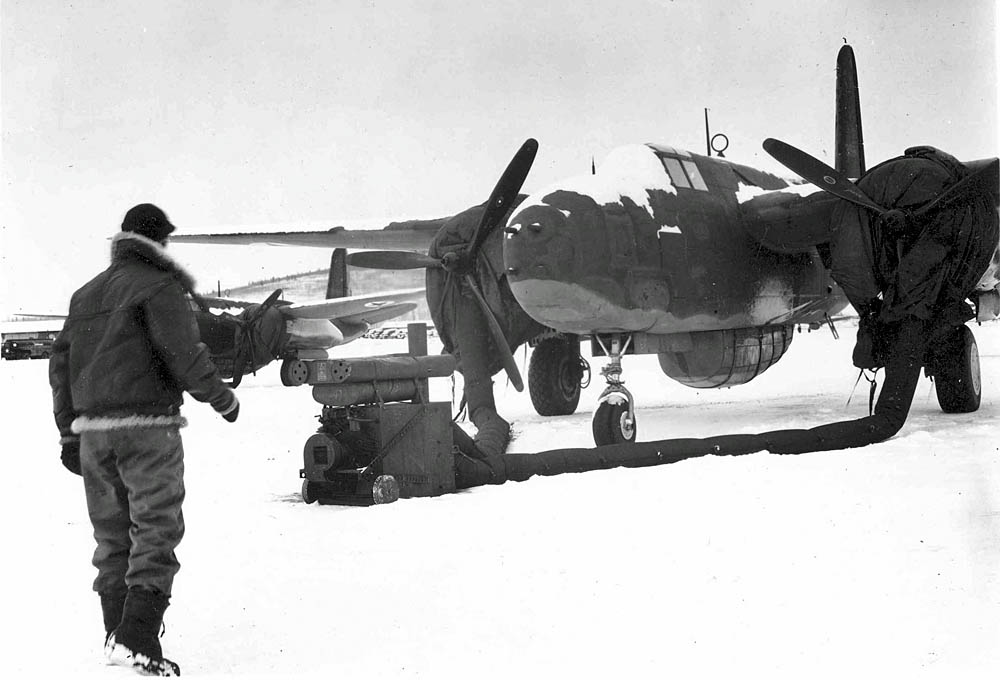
[
  {"xmin": 346, "ymin": 251, "xmax": 443, "ymax": 270},
  {"xmin": 230, "ymin": 288, "xmax": 283, "ymax": 387},
  {"xmin": 347, "ymin": 138, "xmax": 539, "ymax": 392},
  {"xmin": 763, "ymin": 138, "xmax": 883, "ymax": 212},
  {"xmin": 763, "ymin": 138, "xmax": 998, "ymax": 235}
]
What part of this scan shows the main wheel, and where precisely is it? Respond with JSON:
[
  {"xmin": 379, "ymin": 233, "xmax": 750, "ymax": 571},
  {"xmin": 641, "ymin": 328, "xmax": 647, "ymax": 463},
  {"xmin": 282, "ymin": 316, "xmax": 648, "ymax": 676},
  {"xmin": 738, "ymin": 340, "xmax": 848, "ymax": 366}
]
[
  {"xmin": 592, "ymin": 398, "xmax": 636, "ymax": 446},
  {"xmin": 933, "ymin": 325, "xmax": 981, "ymax": 413},
  {"xmin": 528, "ymin": 338, "xmax": 583, "ymax": 416}
]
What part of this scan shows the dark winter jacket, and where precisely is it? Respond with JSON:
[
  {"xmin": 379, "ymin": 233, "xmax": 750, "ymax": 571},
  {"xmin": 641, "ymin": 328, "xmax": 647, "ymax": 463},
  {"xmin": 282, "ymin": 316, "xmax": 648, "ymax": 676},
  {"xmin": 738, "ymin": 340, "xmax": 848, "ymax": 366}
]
[{"xmin": 49, "ymin": 232, "xmax": 236, "ymax": 443}]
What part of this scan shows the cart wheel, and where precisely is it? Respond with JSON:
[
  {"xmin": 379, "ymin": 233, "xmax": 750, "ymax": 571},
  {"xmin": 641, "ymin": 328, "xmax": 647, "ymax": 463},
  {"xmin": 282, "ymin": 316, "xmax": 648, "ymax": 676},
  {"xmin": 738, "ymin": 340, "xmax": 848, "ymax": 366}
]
[
  {"xmin": 372, "ymin": 475, "xmax": 400, "ymax": 505},
  {"xmin": 301, "ymin": 480, "xmax": 319, "ymax": 504}
]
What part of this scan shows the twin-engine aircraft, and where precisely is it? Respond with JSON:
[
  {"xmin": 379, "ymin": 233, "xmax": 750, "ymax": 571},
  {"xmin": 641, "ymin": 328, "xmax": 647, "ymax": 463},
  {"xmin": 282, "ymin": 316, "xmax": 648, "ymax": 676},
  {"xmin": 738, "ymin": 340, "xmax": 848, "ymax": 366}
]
[
  {"xmin": 172, "ymin": 45, "xmax": 1000, "ymax": 445},
  {"xmin": 191, "ymin": 275, "xmax": 423, "ymax": 386}
]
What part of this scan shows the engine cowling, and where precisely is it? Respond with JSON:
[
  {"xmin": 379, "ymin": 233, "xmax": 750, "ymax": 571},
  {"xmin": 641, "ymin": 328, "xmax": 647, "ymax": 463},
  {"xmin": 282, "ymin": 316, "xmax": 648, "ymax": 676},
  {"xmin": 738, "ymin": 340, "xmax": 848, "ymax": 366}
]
[
  {"xmin": 195, "ymin": 304, "xmax": 289, "ymax": 379},
  {"xmin": 657, "ymin": 325, "xmax": 794, "ymax": 388}
]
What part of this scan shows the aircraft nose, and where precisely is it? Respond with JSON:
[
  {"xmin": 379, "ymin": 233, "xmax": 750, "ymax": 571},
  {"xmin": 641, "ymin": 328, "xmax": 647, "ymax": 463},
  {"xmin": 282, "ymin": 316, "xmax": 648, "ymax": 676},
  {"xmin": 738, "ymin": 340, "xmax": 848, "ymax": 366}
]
[{"xmin": 503, "ymin": 203, "xmax": 575, "ymax": 282}]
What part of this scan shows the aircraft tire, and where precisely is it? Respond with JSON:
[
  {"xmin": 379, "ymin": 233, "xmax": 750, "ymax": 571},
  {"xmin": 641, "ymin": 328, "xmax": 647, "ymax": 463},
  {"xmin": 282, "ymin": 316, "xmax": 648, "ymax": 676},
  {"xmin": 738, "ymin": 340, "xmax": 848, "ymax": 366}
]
[
  {"xmin": 528, "ymin": 338, "xmax": 582, "ymax": 416},
  {"xmin": 933, "ymin": 325, "xmax": 981, "ymax": 414},
  {"xmin": 592, "ymin": 399, "xmax": 637, "ymax": 446}
]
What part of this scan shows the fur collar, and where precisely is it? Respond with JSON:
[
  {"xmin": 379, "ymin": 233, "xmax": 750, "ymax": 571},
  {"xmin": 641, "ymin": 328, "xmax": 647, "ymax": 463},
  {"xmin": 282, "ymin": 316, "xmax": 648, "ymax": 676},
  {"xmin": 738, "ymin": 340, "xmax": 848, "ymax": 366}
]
[{"xmin": 111, "ymin": 232, "xmax": 197, "ymax": 292}]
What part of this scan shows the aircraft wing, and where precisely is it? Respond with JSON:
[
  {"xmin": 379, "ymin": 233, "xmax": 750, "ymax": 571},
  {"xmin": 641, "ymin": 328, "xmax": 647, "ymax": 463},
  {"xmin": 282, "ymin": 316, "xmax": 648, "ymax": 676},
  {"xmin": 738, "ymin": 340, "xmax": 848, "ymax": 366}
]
[
  {"xmin": 282, "ymin": 288, "xmax": 425, "ymax": 322},
  {"xmin": 10, "ymin": 313, "xmax": 68, "ymax": 320},
  {"xmin": 170, "ymin": 217, "xmax": 448, "ymax": 253}
]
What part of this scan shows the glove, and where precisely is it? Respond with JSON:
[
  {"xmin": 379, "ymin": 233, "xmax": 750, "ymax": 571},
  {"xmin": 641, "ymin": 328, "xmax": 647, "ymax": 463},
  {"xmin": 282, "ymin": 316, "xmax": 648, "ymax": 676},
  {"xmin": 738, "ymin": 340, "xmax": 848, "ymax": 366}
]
[
  {"xmin": 219, "ymin": 390, "xmax": 240, "ymax": 423},
  {"xmin": 61, "ymin": 440, "xmax": 82, "ymax": 476}
]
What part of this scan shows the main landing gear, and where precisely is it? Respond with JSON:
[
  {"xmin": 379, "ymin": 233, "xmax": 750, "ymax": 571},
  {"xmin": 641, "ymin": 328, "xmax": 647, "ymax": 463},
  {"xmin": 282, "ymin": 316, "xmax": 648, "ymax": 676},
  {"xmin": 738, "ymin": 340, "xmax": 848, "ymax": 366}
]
[
  {"xmin": 927, "ymin": 324, "xmax": 981, "ymax": 413},
  {"xmin": 528, "ymin": 335, "xmax": 589, "ymax": 416},
  {"xmin": 591, "ymin": 334, "xmax": 637, "ymax": 446}
]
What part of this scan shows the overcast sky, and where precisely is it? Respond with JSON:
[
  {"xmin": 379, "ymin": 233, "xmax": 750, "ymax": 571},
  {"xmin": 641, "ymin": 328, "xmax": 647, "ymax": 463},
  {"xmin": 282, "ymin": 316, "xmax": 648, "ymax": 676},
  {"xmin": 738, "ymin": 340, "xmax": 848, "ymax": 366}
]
[{"xmin": 2, "ymin": 0, "xmax": 997, "ymax": 315}]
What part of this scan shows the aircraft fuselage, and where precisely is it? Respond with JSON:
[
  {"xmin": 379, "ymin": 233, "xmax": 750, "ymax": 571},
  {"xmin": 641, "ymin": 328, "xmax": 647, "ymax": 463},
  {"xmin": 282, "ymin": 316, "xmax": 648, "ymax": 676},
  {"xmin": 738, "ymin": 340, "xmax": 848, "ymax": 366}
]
[{"xmin": 503, "ymin": 143, "xmax": 850, "ymax": 337}]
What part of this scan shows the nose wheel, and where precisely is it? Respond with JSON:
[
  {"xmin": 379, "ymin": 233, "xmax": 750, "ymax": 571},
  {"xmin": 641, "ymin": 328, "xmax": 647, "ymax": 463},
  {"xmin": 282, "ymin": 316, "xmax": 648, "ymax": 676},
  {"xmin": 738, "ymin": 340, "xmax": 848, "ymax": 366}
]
[
  {"xmin": 593, "ymin": 392, "xmax": 636, "ymax": 445},
  {"xmin": 591, "ymin": 334, "xmax": 637, "ymax": 446}
]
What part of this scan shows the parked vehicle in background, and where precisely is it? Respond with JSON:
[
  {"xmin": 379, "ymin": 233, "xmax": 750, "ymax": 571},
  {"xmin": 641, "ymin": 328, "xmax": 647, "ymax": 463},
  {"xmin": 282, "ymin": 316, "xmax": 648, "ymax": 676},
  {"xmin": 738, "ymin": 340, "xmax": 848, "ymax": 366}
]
[{"xmin": 2, "ymin": 338, "xmax": 54, "ymax": 360}]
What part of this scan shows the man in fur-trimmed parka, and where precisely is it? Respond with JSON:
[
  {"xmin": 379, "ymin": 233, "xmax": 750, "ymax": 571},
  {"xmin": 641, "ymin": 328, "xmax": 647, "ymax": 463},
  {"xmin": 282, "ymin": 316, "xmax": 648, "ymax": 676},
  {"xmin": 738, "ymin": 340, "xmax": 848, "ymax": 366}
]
[{"xmin": 49, "ymin": 203, "xmax": 239, "ymax": 676}]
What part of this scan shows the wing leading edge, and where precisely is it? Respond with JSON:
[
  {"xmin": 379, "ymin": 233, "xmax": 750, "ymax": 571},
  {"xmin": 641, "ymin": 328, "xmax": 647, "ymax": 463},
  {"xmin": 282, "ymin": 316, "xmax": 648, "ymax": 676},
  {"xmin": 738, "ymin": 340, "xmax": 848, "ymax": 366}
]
[{"xmin": 170, "ymin": 218, "xmax": 447, "ymax": 253}]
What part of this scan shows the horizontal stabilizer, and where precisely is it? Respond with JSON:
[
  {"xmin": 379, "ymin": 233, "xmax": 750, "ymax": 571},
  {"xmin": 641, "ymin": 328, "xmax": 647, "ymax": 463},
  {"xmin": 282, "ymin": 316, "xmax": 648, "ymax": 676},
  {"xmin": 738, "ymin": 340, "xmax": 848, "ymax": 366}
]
[
  {"xmin": 336, "ymin": 302, "xmax": 418, "ymax": 327},
  {"xmin": 282, "ymin": 287, "xmax": 425, "ymax": 320}
]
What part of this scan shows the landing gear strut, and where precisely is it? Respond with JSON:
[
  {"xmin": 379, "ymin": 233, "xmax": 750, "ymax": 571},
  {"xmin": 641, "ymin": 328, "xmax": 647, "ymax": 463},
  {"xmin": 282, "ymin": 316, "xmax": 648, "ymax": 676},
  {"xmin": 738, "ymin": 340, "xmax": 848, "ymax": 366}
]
[{"xmin": 592, "ymin": 334, "xmax": 636, "ymax": 446}]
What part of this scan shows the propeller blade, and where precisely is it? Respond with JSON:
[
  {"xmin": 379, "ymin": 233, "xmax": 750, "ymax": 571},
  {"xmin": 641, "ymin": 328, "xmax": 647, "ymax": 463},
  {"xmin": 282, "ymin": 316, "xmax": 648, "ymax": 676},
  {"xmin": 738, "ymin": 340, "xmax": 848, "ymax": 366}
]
[
  {"xmin": 763, "ymin": 138, "xmax": 888, "ymax": 214},
  {"xmin": 467, "ymin": 138, "xmax": 539, "ymax": 258},
  {"xmin": 229, "ymin": 353, "xmax": 245, "ymax": 388},
  {"xmin": 913, "ymin": 159, "xmax": 1000, "ymax": 218},
  {"xmin": 463, "ymin": 273, "xmax": 524, "ymax": 392},
  {"xmin": 245, "ymin": 288, "xmax": 284, "ymax": 322},
  {"xmin": 346, "ymin": 251, "xmax": 443, "ymax": 270},
  {"xmin": 261, "ymin": 288, "xmax": 283, "ymax": 307}
]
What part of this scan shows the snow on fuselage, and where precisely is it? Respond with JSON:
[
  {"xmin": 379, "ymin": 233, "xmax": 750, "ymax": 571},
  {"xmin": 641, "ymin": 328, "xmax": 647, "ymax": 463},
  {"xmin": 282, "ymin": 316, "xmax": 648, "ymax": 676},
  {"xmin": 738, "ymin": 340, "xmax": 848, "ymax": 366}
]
[{"xmin": 503, "ymin": 143, "xmax": 847, "ymax": 336}]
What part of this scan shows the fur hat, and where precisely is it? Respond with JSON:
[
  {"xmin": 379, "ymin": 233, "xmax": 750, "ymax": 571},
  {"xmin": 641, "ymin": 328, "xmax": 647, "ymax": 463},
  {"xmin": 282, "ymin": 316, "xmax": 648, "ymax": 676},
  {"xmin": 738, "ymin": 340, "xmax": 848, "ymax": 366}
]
[{"xmin": 121, "ymin": 203, "xmax": 176, "ymax": 243}]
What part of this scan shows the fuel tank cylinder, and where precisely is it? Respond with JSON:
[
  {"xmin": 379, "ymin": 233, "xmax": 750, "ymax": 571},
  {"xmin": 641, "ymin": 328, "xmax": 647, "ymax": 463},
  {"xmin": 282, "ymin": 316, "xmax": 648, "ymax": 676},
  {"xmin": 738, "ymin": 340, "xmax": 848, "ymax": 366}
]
[{"xmin": 657, "ymin": 325, "xmax": 794, "ymax": 388}]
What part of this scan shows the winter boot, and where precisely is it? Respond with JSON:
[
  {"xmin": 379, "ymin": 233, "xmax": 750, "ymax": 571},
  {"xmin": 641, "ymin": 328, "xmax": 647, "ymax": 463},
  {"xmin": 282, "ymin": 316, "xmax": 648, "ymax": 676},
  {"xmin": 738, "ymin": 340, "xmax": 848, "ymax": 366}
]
[
  {"xmin": 99, "ymin": 588, "xmax": 128, "ymax": 644},
  {"xmin": 105, "ymin": 587, "xmax": 181, "ymax": 676}
]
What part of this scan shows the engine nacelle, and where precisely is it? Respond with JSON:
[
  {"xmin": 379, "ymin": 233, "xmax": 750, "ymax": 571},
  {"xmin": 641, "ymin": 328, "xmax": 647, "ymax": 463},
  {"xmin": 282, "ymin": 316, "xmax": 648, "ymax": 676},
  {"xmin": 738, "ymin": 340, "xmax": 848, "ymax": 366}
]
[
  {"xmin": 195, "ymin": 304, "xmax": 289, "ymax": 379},
  {"xmin": 657, "ymin": 325, "xmax": 794, "ymax": 388}
]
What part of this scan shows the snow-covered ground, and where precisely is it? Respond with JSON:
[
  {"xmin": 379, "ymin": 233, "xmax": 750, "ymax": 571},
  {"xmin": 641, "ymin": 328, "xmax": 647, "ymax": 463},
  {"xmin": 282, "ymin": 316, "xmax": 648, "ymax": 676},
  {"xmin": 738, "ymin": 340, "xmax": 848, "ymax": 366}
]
[{"xmin": 3, "ymin": 321, "xmax": 998, "ymax": 678}]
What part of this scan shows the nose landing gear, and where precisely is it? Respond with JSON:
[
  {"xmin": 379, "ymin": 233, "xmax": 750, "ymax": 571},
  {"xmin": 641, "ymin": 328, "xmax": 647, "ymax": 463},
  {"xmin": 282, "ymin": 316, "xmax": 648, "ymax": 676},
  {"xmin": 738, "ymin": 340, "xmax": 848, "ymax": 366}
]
[{"xmin": 592, "ymin": 334, "xmax": 637, "ymax": 446}]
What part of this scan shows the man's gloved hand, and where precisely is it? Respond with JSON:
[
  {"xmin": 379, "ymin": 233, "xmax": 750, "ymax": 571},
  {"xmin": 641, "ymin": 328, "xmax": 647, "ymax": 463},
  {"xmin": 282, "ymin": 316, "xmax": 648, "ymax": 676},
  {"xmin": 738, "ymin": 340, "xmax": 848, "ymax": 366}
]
[
  {"xmin": 223, "ymin": 400, "xmax": 240, "ymax": 423},
  {"xmin": 61, "ymin": 440, "xmax": 82, "ymax": 476},
  {"xmin": 219, "ymin": 390, "xmax": 240, "ymax": 423}
]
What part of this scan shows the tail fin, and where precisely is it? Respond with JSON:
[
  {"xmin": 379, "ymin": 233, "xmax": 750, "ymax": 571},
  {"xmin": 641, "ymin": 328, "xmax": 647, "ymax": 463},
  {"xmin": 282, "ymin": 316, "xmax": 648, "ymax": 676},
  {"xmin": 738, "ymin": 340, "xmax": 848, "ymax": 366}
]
[
  {"xmin": 326, "ymin": 248, "xmax": 350, "ymax": 299},
  {"xmin": 835, "ymin": 44, "xmax": 865, "ymax": 177}
]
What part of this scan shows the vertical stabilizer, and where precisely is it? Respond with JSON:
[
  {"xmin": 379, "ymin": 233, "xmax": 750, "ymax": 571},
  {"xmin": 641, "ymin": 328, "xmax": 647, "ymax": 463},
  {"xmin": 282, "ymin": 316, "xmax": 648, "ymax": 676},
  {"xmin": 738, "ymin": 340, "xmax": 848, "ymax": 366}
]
[
  {"xmin": 835, "ymin": 45, "xmax": 865, "ymax": 177},
  {"xmin": 326, "ymin": 248, "xmax": 350, "ymax": 299}
]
